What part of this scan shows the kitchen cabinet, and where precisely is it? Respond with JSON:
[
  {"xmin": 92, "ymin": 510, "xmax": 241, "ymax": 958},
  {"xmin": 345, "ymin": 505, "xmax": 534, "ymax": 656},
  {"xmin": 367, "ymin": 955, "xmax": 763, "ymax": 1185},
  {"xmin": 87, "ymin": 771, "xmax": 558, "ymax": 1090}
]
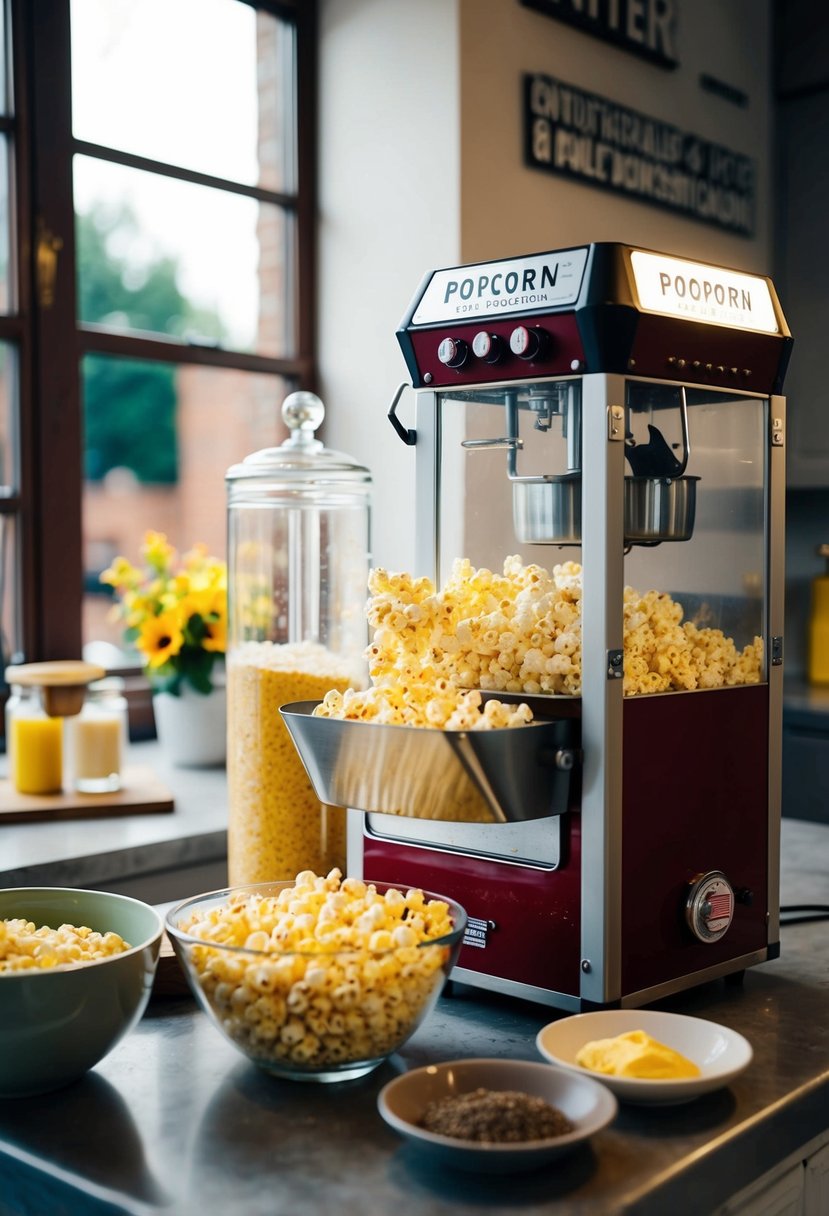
[
  {"xmin": 717, "ymin": 1134, "xmax": 829, "ymax": 1216},
  {"xmin": 782, "ymin": 682, "xmax": 829, "ymax": 824}
]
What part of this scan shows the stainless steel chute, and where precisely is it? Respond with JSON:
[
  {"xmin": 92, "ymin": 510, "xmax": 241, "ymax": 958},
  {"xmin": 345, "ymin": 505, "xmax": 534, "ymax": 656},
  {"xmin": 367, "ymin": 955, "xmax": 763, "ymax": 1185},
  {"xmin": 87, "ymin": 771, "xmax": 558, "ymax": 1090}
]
[{"xmin": 280, "ymin": 701, "xmax": 578, "ymax": 824}]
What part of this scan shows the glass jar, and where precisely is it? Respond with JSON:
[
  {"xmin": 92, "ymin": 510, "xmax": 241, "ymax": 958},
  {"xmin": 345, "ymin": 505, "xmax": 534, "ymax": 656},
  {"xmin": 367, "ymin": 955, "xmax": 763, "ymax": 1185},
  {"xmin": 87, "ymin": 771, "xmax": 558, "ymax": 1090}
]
[
  {"xmin": 5, "ymin": 684, "xmax": 63, "ymax": 795},
  {"xmin": 65, "ymin": 678, "xmax": 129, "ymax": 794},
  {"xmin": 225, "ymin": 391, "xmax": 371, "ymax": 884}
]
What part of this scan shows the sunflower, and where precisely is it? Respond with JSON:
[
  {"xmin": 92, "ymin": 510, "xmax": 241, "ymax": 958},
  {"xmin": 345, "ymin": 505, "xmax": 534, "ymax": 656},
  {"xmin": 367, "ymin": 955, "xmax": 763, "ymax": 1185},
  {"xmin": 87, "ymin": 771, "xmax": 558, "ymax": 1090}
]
[
  {"xmin": 101, "ymin": 531, "xmax": 226, "ymax": 694},
  {"xmin": 137, "ymin": 610, "xmax": 185, "ymax": 669}
]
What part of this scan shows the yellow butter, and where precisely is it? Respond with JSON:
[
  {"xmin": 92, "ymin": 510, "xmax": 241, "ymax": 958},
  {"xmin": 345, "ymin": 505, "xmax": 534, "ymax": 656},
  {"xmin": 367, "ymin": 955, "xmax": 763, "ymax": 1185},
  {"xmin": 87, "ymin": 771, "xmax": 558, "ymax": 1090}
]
[{"xmin": 576, "ymin": 1029, "xmax": 701, "ymax": 1079}]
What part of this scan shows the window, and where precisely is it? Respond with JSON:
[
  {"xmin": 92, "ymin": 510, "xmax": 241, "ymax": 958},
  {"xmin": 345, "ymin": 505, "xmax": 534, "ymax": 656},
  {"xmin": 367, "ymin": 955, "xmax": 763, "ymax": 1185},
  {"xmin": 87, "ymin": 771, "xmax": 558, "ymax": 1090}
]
[{"xmin": 1, "ymin": 0, "xmax": 316, "ymax": 718}]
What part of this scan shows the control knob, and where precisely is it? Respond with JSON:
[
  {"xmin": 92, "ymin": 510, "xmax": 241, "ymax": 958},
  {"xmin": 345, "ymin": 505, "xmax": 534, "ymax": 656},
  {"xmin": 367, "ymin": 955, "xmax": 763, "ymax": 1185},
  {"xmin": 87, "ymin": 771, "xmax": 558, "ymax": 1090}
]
[
  {"xmin": 472, "ymin": 331, "xmax": 504, "ymax": 364},
  {"xmin": 437, "ymin": 336, "xmax": 469, "ymax": 369},
  {"xmin": 509, "ymin": 325, "xmax": 549, "ymax": 361}
]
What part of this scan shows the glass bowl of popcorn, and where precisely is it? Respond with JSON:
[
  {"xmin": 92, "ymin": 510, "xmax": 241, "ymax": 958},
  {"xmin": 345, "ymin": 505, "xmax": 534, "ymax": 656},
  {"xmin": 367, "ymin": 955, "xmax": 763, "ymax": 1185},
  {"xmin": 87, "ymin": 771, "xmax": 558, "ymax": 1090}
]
[
  {"xmin": 0, "ymin": 887, "xmax": 164, "ymax": 1097},
  {"xmin": 165, "ymin": 870, "xmax": 467, "ymax": 1083}
]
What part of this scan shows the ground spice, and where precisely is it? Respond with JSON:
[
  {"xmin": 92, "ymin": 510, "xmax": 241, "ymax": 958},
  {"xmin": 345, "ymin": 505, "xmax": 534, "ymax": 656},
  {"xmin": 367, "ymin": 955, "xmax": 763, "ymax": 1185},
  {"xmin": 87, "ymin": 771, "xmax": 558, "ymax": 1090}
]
[{"xmin": 420, "ymin": 1087, "xmax": 574, "ymax": 1143}]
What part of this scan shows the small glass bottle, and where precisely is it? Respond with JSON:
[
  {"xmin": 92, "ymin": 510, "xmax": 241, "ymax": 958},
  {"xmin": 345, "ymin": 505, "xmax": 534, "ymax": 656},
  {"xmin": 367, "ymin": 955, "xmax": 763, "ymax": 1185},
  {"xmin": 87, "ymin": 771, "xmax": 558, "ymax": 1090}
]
[
  {"xmin": 6, "ymin": 684, "xmax": 63, "ymax": 795},
  {"xmin": 65, "ymin": 679, "xmax": 129, "ymax": 794}
]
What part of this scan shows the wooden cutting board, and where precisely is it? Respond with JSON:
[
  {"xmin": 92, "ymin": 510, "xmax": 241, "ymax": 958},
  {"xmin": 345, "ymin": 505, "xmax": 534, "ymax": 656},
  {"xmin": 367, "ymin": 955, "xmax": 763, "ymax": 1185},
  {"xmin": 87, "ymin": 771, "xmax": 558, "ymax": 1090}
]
[{"xmin": 0, "ymin": 766, "xmax": 175, "ymax": 823}]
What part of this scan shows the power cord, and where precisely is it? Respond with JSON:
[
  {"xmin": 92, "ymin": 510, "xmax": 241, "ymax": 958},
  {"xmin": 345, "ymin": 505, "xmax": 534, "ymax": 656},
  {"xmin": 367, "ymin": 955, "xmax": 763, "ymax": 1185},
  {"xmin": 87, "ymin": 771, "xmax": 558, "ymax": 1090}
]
[{"xmin": 779, "ymin": 904, "xmax": 829, "ymax": 925}]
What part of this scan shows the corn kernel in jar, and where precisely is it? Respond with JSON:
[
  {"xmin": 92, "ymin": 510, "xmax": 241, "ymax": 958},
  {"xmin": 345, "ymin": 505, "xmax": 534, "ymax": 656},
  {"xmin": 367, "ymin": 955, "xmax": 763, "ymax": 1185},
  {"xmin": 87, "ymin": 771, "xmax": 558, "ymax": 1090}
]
[{"xmin": 227, "ymin": 641, "xmax": 365, "ymax": 885}]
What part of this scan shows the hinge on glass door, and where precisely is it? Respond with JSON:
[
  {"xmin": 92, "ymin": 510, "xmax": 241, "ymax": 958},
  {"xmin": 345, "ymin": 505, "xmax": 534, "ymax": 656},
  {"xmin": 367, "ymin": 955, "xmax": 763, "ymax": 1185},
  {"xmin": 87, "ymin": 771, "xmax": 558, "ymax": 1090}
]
[
  {"xmin": 36, "ymin": 220, "xmax": 63, "ymax": 309},
  {"xmin": 608, "ymin": 405, "xmax": 625, "ymax": 441}
]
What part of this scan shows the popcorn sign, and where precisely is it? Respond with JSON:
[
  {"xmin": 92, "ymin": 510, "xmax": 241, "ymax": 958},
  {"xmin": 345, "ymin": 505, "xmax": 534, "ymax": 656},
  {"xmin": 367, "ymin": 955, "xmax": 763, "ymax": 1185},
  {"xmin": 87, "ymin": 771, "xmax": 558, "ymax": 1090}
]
[
  {"xmin": 411, "ymin": 248, "xmax": 589, "ymax": 325},
  {"xmin": 630, "ymin": 250, "xmax": 778, "ymax": 333}
]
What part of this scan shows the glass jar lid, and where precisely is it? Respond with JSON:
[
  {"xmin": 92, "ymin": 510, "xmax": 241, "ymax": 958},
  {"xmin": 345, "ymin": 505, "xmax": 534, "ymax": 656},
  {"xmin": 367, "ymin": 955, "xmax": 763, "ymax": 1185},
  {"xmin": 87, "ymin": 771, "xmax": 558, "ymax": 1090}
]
[{"xmin": 226, "ymin": 391, "xmax": 370, "ymax": 486}]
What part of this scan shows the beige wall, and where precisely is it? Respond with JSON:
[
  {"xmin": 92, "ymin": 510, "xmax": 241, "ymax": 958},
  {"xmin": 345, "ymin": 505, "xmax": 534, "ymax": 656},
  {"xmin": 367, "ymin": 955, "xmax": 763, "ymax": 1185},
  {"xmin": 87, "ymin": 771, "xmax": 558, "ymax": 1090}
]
[
  {"xmin": 318, "ymin": 0, "xmax": 461, "ymax": 574},
  {"xmin": 459, "ymin": 0, "xmax": 772, "ymax": 271},
  {"xmin": 318, "ymin": 0, "xmax": 773, "ymax": 575}
]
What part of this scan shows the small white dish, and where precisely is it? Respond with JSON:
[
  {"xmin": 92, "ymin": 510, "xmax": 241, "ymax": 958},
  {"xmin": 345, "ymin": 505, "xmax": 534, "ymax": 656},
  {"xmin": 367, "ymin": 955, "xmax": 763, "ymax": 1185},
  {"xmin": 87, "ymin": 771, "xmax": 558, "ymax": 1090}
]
[
  {"xmin": 536, "ymin": 1009, "xmax": 752, "ymax": 1106},
  {"xmin": 377, "ymin": 1057, "xmax": 617, "ymax": 1173}
]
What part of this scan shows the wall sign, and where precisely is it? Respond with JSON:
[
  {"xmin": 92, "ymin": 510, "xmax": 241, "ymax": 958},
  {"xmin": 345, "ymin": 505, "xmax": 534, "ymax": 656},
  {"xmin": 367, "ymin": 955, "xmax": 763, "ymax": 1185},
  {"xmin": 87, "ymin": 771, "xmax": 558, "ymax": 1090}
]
[
  {"xmin": 520, "ymin": 0, "xmax": 679, "ymax": 69},
  {"xmin": 525, "ymin": 73, "xmax": 756, "ymax": 237}
]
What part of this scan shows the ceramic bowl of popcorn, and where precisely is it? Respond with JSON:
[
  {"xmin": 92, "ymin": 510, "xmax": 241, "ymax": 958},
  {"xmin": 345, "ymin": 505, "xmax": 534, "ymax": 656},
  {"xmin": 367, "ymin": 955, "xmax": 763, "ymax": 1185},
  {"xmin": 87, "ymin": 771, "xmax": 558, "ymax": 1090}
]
[
  {"xmin": 165, "ymin": 873, "xmax": 467, "ymax": 1083},
  {"xmin": 0, "ymin": 887, "xmax": 163, "ymax": 1097}
]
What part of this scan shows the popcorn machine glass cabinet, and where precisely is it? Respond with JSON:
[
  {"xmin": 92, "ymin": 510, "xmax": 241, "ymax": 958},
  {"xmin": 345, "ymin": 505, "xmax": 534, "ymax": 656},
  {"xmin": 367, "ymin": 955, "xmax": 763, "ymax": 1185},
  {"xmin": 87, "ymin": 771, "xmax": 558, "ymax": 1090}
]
[
  {"xmin": 623, "ymin": 384, "xmax": 767, "ymax": 681},
  {"xmin": 433, "ymin": 380, "xmax": 768, "ymax": 693}
]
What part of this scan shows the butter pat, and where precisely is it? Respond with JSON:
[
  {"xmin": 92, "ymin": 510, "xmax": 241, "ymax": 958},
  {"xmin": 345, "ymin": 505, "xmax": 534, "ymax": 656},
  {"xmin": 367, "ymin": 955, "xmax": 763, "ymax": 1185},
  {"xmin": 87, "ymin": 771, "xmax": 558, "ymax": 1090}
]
[{"xmin": 576, "ymin": 1029, "xmax": 701, "ymax": 1079}]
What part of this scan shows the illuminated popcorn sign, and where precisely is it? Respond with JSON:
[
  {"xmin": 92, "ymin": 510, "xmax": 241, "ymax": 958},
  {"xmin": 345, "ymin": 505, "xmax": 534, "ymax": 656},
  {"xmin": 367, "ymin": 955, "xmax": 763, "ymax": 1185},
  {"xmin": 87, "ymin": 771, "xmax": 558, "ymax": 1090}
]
[
  {"xmin": 525, "ymin": 74, "xmax": 756, "ymax": 236},
  {"xmin": 630, "ymin": 250, "xmax": 778, "ymax": 333}
]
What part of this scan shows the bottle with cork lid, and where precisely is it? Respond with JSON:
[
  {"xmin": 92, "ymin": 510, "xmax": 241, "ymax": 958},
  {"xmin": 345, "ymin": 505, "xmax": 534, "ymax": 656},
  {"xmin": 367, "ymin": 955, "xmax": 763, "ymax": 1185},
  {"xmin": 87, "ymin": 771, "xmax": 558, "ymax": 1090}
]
[{"xmin": 4, "ymin": 660, "xmax": 105, "ymax": 795}]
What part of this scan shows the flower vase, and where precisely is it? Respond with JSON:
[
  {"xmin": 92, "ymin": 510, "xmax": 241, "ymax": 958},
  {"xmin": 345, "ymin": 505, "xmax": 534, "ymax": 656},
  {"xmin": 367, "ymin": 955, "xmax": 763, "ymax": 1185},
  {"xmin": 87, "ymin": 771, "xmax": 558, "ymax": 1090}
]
[{"xmin": 152, "ymin": 667, "xmax": 226, "ymax": 768}]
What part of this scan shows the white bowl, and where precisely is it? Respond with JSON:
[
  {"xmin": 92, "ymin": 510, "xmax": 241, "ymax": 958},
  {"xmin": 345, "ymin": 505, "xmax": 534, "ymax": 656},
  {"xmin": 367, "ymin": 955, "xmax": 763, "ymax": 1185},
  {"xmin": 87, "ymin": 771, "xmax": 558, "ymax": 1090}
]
[
  {"xmin": 377, "ymin": 1057, "xmax": 617, "ymax": 1172},
  {"xmin": 536, "ymin": 1009, "xmax": 753, "ymax": 1106}
]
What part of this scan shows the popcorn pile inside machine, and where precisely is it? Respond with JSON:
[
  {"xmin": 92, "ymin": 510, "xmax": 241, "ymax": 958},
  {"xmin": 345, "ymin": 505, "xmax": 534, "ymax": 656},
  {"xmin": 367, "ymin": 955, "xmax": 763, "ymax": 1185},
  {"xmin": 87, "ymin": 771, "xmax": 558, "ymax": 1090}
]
[{"xmin": 284, "ymin": 242, "xmax": 792, "ymax": 1011}]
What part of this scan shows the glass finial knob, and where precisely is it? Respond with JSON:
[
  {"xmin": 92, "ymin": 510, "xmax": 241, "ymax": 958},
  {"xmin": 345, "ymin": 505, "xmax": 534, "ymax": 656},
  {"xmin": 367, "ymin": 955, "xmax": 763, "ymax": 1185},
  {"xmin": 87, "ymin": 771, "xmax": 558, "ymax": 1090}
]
[{"xmin": 282, "ymin": 391, "xmax": 325, "ymax": 435}]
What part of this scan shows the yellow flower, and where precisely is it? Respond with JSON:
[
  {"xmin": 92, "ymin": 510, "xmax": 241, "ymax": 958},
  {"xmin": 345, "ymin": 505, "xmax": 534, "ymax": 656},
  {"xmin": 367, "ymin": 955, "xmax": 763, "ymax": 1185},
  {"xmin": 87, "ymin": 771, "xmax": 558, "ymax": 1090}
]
[
  {"xmin": 141, "ymin": 531, "xmax": 176, "ymax": 573},
  {"xmin": 182, "ymin": 588, "xmax": 227, "ymax": 653},
  {"xmin": 201, "ymin": 613, "xmax": 227, "ymax": 654},
  {"xmin": 99, "ymin": 556, "xmax": 141, "ymax": 591},
  {"xmin": 137, "ymin": 610, "xmax": 185, "ymax": 669},
  {"xmin": 100, "ymin": 532, "xmax": 227, "ymax": 692}
]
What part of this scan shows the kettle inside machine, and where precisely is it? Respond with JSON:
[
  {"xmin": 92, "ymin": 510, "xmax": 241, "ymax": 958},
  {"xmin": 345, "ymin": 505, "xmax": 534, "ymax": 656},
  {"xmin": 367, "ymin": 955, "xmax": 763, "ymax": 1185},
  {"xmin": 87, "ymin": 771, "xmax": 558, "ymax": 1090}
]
[{"xmin": 287, "ymin": 243, "xmax": 793, "ymax": 1011}]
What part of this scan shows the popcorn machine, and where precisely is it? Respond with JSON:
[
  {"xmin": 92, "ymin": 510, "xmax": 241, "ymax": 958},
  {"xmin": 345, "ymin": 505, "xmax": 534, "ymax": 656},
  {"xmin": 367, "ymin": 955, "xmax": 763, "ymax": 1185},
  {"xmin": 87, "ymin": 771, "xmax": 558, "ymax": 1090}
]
[{"xmin": 286, "ymin": 242, "xmax": 792, "ymax": 1011}]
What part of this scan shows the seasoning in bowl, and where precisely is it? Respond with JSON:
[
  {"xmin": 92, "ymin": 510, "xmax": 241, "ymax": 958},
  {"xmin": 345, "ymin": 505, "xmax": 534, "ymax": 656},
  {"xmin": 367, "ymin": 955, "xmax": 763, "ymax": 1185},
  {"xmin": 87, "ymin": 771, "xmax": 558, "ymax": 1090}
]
[{"xmin": 420, "ymin": 1087, "xmax": 574, "ymax": 1143}]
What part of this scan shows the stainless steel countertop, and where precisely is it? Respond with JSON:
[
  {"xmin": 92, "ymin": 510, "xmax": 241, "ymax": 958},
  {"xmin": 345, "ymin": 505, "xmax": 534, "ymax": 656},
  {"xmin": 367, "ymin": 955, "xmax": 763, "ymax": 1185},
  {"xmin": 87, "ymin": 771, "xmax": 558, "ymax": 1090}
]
[{"xmin": 0, "ymin": 818, "xmax": 827, "ymax": 1216}]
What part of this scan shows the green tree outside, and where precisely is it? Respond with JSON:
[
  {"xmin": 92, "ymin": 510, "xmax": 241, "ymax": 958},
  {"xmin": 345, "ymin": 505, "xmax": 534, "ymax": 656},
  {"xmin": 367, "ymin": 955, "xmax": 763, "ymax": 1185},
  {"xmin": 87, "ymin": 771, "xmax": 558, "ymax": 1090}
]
[{"xmin": 77, "ymin": 204, "xmax": 226, "ymax": 484}]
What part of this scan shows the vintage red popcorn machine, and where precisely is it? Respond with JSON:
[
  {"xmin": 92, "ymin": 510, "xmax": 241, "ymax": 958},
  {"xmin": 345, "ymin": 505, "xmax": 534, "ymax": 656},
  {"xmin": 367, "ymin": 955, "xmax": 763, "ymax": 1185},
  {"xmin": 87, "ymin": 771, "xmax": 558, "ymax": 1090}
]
[{"xmin": 285, "ymin": 242, "xmax": 792, "ymax": 1011}]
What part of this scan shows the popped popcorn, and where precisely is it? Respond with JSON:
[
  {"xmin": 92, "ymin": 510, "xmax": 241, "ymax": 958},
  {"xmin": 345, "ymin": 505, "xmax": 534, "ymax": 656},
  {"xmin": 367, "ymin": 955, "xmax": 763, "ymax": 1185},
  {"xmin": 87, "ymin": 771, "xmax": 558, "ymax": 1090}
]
[
  {"xmin": 177, "ymin": 870, "xmax": 458, "ymax": 1072},
  {"xmin": 0, "ymin": 919, "xmax": 131, "ymax": 972},
  {"xmin": 227, "ymin": 641, "xmax": 366, "ymax": 885},
  {"xmin": 342, "ymin": 557, "xmax": 762, "ymax": 705}
]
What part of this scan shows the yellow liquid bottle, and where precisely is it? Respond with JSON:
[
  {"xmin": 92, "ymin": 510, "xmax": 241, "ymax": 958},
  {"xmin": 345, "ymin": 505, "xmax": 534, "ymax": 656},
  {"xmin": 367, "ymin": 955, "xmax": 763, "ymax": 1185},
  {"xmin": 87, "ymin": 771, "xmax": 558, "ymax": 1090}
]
[
  {"xmin": 809, "ymin": 545, "xmax": 829, "ymax": 685},
  {"xmin": 9, "ymin": 690, "xmax": 63, "ymax": 794}
]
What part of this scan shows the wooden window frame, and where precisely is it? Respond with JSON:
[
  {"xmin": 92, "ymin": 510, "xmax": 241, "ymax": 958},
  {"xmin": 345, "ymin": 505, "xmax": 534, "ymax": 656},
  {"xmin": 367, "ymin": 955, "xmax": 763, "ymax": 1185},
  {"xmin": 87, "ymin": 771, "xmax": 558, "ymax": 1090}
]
[{"xmin": 8, "ymin": 0, "xmax": 317, "ymax": 671}]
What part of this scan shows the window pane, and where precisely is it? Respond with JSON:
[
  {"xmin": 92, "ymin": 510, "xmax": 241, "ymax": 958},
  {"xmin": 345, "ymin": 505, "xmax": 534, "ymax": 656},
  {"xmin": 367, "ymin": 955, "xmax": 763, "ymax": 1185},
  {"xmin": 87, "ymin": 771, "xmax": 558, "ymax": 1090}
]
[
  {"xmin": 74, "ymin": 156, "xmax": 292, "ymax": 357},
  {"xmin": 0, "ymin": 6, "xmax": 6, "ymax": 117},
  {"xmin": 70, "ymin": 0, "xmax": 296, "ymax": 193},
  {"xmin": 0, "ymin": 140, "xmax": 10, "ymax": 313},
  {"xmin": 0, "ymin": 513, "xmax": 21, "ymax": 670},
  {"xmin": 81, "ymin": 356, "xmax": 291, "ymax": 657},
  {"xmin": 0, "ymin": 343, "xmax": 17, "ymax": 492}
]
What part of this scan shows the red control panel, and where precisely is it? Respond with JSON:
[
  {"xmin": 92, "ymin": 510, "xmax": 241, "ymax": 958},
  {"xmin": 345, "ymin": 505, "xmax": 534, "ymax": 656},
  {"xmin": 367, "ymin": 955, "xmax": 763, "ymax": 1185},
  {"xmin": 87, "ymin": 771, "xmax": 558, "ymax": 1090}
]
[{"xmin": 410, "ymin": 313, "xmax": 585, "ymax": 388}]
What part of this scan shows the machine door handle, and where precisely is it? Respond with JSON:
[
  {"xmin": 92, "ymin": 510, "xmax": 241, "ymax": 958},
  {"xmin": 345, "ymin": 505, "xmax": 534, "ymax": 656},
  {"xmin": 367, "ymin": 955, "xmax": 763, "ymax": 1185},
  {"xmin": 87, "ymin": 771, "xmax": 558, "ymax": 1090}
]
[{"xmin": 388, "ymin": 383, "xmax": 416, "ymax": 446}]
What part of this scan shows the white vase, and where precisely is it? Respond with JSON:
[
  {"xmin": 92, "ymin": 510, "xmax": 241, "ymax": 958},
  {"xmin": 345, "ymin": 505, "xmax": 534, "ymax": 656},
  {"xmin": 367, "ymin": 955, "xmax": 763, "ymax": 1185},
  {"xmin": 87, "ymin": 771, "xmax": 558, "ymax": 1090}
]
[{"xmin": 152, "ymin": 670, "xmax": 226, "ymax": 768}]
